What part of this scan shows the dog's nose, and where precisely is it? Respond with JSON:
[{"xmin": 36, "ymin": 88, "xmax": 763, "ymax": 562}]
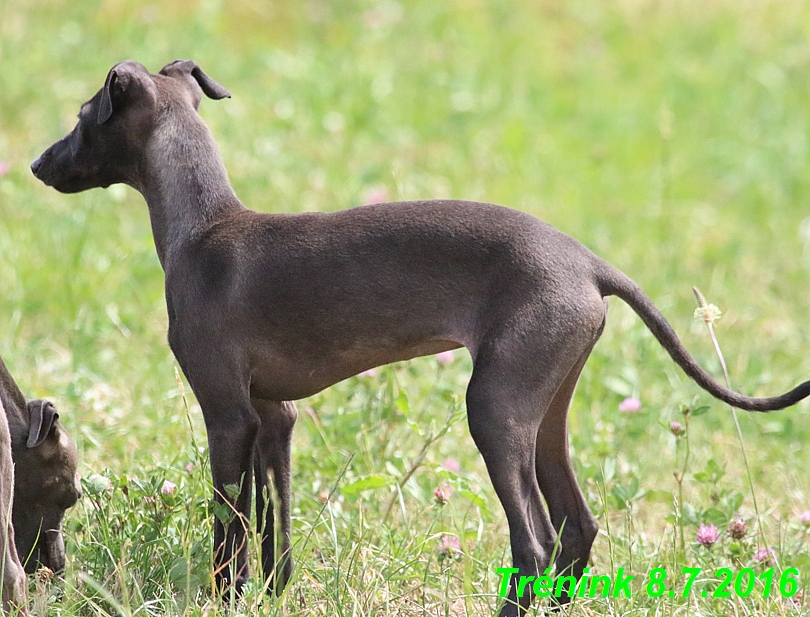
[{"xmin": 30, "ymin": 157, "xmax": 42, "ymax": 176}]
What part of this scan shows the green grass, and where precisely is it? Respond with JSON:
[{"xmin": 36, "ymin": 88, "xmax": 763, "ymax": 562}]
[{"xmin": 2, "ymin": 0, "xmax": 810, "ymax": 614}]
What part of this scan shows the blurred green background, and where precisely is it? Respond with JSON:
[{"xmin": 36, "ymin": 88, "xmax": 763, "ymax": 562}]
[{"xmin": 2, "ymin": 0, "xmax": 810, "ymax": 614}]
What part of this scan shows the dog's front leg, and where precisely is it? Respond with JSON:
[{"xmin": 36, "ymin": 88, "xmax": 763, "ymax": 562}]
[
  {"xmin": 207, "ymin": 408, "xmax": 259, "ymax": 595},
  {"xmin": 252, "ymin": 398, "xmax": 297, "ymax": 594},
  {"xmin": 188, "ymin": 374, "xmax": 260, "ymax": 596}
]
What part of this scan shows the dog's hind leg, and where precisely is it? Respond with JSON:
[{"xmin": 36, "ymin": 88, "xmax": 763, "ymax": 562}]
[
  {"xmin": 252, "ymin": 398, "xmax": 297, "ymax": 594},
  {"xmin": 470, "ymin": 291, "xmax": 607, "ymax": 616},
  {"xmin": 534, "ymin": 337, "xmax": 604, "ymax": 602},
  {"xmin": 253, "ymin": 441, "xmax": 274, "ymax": 589},
  {"xmin": 467, "ymin": 346, "xmax": 587, "ymax": 615}
]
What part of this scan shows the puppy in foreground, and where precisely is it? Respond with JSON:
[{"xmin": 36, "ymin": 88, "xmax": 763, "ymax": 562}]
[
  {"xmin": 0, "ymin": 355, "xmax": 81, "ymax": 576},
  {"xmin": 32, "ymin": 60, "xmax": 810, "ymax": 616}
]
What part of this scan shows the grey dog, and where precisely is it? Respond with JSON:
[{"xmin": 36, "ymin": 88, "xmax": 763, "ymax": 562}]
[{"xmin": 31, "ymin": 60, "xmax": 810, "ymax": 615}]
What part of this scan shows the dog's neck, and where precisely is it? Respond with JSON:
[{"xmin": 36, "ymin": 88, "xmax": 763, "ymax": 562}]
[{"xmin": 139, "ymin": 108, "xmax": 245, "ymax": 269}]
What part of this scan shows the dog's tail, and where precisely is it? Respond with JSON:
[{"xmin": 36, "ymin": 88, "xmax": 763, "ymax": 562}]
[{"xmin": 595, "ymin": 263, "xmax": 810, "ymax": 412}]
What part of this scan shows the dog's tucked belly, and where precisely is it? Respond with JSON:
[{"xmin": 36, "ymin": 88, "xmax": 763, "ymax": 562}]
[{"xmin": 248, "ymin": 338, "xmax": 465, "ymax": 401}]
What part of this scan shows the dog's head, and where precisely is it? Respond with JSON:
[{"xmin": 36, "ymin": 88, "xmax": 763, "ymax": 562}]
[
  {"xmin": 11, "ymin": 399, "xmax": 81, "ymax": 574},
  {"xmin": 30, "ymin": 59, "xmax": 230, "ymax": 193}
]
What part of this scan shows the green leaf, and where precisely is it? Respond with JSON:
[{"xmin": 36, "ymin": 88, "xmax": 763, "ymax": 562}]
[
  {"xmin": 682, "ymin": 503, "xmax": 698, "ymax": 525},
  {"xmin": 341, "ymin": 474, "xmax": 392, "ymax": 494},
  {"xmin": 168, "ymin": 556, "xmax": 203, "ymax": 589},
  {"xmin": 395, "ymin": 391, "xmax": 410, "ymax": 414},
  {"xmin": 213, "ymin": 501, "xmax": 235, "ymax": 525},
  {"xmin": 728, "ymin": 541, "xmax": 743, "ymax": 556},
  {"xmin": 645, "ymin": 489, "xmax": 674, "ymax": 504},
  {"xmin": 693, "ymin": 459, "xmax": 725, "ymax": 484},
  {"xmin": 85, "ymin": 474, "xmax": 112, "ymax": 497},
  {"xmin": 602, "ymin": 458, "xmax": 616, "ymax": 483},
  {"xmin": 603, "ymin": 376, "xmax": 633, "ymax": 397},
  {"xmin": 706, "ymin": 459, "xmax": 723, "ymax": 475},
  {"xmin": 459, "ymin": 489, "xmax": 488, "ymax": 512},
  {"xmin": 611, "ymin": 477, "xmax": 639, "ymax": 507},
  {"xmin": 703, "ymin": 508, "xmax": 727, "ymax": 526},
  {"xmin": 726, "ymin": 491, "xmax": 744, "ymax": 513},
  {"xmin": 223, "ymin": 482, "xmax": 241, "ymax": 501},
  {"xmin": 762, "ymin": 421, "xmax": 784, "ymax": 434},
  {"xmin": 690, "ymin": 405, "xmax": 710, "ymax": 416}
]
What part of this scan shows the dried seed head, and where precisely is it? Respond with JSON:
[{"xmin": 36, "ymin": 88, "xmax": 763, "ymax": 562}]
[{"xmin": 728, "ymin": 518, "xmax": 747, "ymax": 540}]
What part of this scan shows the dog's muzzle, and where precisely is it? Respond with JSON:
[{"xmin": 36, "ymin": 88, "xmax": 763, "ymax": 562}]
[{"xmin": 30, "ymin": 156, "xmax": 43, "ymax": 177}]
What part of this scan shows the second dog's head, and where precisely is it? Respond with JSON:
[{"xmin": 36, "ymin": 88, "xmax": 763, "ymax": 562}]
[{"xmin": 11, "ymin": 398, "xmax": 81, "ymax": 574}]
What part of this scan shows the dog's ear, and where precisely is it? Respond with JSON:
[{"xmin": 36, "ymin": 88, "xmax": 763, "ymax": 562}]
[
  {"xmin": 98, "ymin": 61, "xmax": 152, "ymax": 125},
  {"xmin": 26, "ymin": 399, "xmax": 59, "ymax": 448},
  {"xmin": 159, "ymin": 60, "xmax": 231, "ymax": 101}
]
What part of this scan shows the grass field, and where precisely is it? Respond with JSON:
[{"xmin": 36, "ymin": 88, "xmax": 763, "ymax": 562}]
[{"xmin": 2, "ymin": 0, "xmax": 810, "ymax": 614}]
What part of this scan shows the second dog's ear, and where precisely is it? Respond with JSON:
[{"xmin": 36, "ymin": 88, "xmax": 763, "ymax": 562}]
[
  {"xmin": 159, "ymin": 60, "xmax": 231, "ymax": 101},
  {"xmin": 26, "ymin": 399, "xmax": 59, "ymax": 448}
]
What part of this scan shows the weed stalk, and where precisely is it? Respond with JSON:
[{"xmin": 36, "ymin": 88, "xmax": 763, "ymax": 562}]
[{"xmin": 692, "ymin": 287, "xmax": 764, "ymax": 545}]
